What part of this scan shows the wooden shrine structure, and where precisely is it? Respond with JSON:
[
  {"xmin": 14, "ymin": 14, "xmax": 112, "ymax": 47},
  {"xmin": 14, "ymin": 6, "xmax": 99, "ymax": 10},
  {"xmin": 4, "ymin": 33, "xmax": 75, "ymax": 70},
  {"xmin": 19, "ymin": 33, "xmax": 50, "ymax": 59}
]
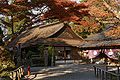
[
  {"xmin": 79, "ymin": 26, "xmax": 120, "ymax": 64},
  {"xmin": 10, "ymin": 22, "xmax": 83, "ymax": 66},
  {"xmin": 80, "ymin": 26, "xmax": 120, "ymax": 49}
]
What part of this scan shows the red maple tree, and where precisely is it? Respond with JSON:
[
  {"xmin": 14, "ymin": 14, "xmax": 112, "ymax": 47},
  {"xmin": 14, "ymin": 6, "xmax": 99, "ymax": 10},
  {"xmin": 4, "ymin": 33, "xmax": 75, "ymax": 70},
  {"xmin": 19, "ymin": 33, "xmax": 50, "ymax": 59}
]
[
  {"xmin": 72, "ymin": 0, "xmax": 120, "ymax": 38},
  {"xmin": 0, "ymin": 0, "xmax": 90, "ymax": 34},
  {"xmin": 0, "ymin": 0, "xmax": 89, "ymax": 21}
]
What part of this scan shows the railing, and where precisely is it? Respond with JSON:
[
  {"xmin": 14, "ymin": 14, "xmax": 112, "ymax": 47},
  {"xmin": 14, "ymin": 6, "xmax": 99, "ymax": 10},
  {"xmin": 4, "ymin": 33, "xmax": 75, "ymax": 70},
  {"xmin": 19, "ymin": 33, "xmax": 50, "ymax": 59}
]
[
  {"xmin": 106, "ymin": 66, "xmax": 120, "ymax": 74},
  {"xmin": 93, "ymin": 66, "xmax": 120, "ymax": 80},
  {"xmin": 10, "ymin": 65, "xmax": 24, "ymax": 80}
]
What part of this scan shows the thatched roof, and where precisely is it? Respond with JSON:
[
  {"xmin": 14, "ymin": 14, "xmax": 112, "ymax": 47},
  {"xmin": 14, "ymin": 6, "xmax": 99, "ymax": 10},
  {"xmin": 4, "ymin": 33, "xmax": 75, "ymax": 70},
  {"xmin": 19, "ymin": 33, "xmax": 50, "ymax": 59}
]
[
  {"xmin": 80, "ymin": 39, "xmax": 120, "ymax": 49},
  {"xmin": 21, "ymin": 38, "xmax": 82, "ymax": 48},
  {"xmin": 80, "ymin": 25, "xmax": 120, "ymax": 49},
  {"xmin": 10, "ymin": 22, "xmax": 83, "ymax": 48}
]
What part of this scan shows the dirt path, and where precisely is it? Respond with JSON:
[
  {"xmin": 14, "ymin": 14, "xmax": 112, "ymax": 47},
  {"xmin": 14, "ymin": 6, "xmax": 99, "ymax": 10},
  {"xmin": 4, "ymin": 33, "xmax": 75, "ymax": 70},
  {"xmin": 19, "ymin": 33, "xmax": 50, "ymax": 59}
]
[{"xmin": 24, "ymin": 64, "xmax": 97, "ymax": 80}]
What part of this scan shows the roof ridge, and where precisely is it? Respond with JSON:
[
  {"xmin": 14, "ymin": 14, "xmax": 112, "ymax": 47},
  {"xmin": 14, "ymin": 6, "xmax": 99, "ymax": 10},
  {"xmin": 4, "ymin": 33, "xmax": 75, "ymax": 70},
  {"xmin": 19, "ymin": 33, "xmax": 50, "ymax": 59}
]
[
  {"xmin": 30, "ymin": 21, "xmax": 63, "ymax": 30},
  {"xmin": 84, "ymin": 36, "xmax": 120, "ymax": 41},
  {"xmin": 47, "ymin": 38, "xmax": 82, "ymax": 41},
  {"xmin": 68, "ymin": 24, "xmax": 83, "ymax": 40}
]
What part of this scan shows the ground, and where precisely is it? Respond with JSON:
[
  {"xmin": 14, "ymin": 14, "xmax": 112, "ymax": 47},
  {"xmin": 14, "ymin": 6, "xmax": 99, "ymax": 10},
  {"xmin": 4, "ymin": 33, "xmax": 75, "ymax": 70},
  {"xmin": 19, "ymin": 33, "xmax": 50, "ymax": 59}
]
[{"xmin": 24, "ymin": 63, "xmax": 97, "ymax": 80}]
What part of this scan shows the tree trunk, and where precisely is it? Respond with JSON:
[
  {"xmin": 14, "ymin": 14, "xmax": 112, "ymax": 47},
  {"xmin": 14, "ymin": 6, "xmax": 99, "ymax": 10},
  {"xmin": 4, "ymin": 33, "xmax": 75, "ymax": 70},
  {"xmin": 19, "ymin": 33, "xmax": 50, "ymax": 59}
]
[
  {"xmin": 17, "ymin": 43, "xmax": 22, "ymax": 66},
  {"xmin": 0, "ymin": 27, "xmax": 4, "ymax": 46},
  {"xmin": 11, "ymin": 15, "xmax": 14, "ymax": 34}
]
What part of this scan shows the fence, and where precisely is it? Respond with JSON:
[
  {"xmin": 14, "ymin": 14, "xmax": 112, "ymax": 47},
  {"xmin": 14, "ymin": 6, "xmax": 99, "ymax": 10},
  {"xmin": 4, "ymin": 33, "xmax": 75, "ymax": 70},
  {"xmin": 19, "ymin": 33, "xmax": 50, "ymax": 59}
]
[
  {"xmin": 10, "ymin": 65, "xmax": 24, "ymax": 80},
  {"xmin": 106, "ymin": 66, "xmax": 120, "ymax": 74},
  {"xmin": 93, "ymin": 66, "xmax": 120, "ymax": 80}
]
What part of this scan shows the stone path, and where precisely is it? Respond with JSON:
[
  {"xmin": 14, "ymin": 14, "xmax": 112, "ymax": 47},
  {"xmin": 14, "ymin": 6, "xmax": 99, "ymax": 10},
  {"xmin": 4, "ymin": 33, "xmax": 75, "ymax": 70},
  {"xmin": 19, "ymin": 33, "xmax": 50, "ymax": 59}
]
[{"xmin": 24, "ymin": 64, "xmax": 97, "ymax": 80}]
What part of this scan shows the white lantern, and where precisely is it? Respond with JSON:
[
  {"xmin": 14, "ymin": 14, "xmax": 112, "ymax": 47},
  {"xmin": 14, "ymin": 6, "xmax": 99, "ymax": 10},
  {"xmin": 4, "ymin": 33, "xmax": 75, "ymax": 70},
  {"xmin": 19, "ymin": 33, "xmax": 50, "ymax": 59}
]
[
  {"xmin": 93, "ymin": 51, "xmax": 97, "ymax": 55},
  {"xmin": 108, "ymin": 51, "xmax": 113, "ymax": 56},
  {"xmin": 84, "ymin": 53, "xmax": 87, "ymax": 57},
  {"xmin": 108, "ymin": 49, "xmax": 113, "ymax": 56}
]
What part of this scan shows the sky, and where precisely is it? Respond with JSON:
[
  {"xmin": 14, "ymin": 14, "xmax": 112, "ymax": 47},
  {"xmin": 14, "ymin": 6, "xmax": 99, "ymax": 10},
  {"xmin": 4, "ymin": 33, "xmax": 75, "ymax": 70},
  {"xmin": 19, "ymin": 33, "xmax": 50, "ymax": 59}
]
[{"xmin": 71, "ymin": 0, "xmax": 81, "ymax": 3}]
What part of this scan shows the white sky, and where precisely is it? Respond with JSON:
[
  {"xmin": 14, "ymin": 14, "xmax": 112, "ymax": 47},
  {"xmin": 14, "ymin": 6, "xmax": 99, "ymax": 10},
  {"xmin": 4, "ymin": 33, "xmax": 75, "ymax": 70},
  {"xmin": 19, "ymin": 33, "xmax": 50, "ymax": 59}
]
[{"xmin": 71, "ymin": 0, "xmax": 81, "ymax": 3}]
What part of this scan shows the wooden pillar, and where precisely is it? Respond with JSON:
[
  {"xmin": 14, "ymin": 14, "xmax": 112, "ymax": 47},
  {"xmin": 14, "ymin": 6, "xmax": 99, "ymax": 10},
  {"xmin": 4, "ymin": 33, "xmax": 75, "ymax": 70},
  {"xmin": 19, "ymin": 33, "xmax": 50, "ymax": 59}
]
[
  {"xmin": 17, "ymin": 43, "xmax": 22, "ymax": 66},
  {"xmin": 102, "ymin": 70, "xmax": 104, "ymax": 80},
  {"xmin": 44, "ymin": 48, "xmax": 48, "ymax": 66},
  {"xmin": 64, "ymin": 47, "xmax": 66, "ymax": 63},
  {"xmin": 51, "ymin": 47, "xmax": 54, "ymax": 66},
  {"xmin": 99, "ymin": 69, "xmax": 101, "ymax": 80},
  {"xmin": 70, "ymin": 47, "xmax": 73, "ymax": 60},
  {"xmin": 71, "ymin": 47, "xmax": 75, "ymax": 63},
  {"xmin": 78, "ymin": 49, "xmax": 82, "ymax": 60},
  {"xmin": 117, "ymin": 66, "xmax": 119, "ymax": 74},
  {"xmin": 93, "ymin": 66, "xmax": 96, "ymax": 76}
]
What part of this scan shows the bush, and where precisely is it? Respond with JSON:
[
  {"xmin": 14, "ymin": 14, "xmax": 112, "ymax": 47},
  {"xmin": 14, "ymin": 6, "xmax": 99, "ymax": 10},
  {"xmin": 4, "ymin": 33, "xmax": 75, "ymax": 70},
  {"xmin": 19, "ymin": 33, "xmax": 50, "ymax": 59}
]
[
  {"xmin": 0, "ymin": 50, "xmax": 15, "ymax": 78},
  {"xmin": 26, "ymin": 51, "xmax": 36, "ymax": 58}
]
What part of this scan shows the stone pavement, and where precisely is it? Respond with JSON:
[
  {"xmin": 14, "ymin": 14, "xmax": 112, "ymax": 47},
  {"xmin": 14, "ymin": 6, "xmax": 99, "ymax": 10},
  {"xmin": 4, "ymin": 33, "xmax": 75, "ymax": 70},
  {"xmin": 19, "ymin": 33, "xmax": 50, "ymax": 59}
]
[{"xmin": 24, "ymin": 64, "xmax": 97, "ymax": 80}]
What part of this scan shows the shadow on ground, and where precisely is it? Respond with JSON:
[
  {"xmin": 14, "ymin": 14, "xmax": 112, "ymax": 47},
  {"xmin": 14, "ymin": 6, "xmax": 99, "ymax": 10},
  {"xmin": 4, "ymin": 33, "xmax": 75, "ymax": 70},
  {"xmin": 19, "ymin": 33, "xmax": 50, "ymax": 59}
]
[{"xmin": 24, "ymin": 64, "xmax": 97, "ymax": 80}]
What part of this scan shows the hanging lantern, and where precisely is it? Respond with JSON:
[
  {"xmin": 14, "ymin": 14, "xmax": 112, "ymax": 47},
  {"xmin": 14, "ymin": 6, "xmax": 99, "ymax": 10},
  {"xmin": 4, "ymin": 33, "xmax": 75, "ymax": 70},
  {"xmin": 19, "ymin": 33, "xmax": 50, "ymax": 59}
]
[
  {"xmin": 108, "ymin": 49, "xmax": 113, "ymax": 56},
  {"xmin": 93, "ymin": 51, "xmax": 97, "ymax": 55},
  {"xmin": 84, "ymin": 52, "xmax": 87, "ymax": 57}
]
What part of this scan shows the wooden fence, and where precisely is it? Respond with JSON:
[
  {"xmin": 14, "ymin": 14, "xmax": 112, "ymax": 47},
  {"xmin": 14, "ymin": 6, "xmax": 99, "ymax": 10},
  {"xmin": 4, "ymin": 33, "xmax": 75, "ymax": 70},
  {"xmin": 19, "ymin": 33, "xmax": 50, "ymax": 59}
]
[
  {"xmin": 106, "ymin": 66, "xmax": 120, "ymax": 74},
  {"xmin": 93, "ymin": 66, "xmax": 120, "ymax": 80},
  {"xmin": 10, "ymin": 65, "xmax": 24, "ymax": 80}
]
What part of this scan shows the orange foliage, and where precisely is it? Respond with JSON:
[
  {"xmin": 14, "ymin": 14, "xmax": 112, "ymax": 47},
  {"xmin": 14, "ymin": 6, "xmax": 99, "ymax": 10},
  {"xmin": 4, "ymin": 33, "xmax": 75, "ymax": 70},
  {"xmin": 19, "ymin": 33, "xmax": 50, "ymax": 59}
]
[
  {"xmin": 42, "ymin": 0, "xmax": 89, "ymax": 21},
  {"xmin": 104, "ymin": 25, "xmax": 120, "ymax": 37},
  {"xmin": 0, "ymin": 0, "xmax": 89, "ymax": 22},
  {"xmin": 1, "ymin": 9, "xmax": 11, "ymax": 12},
  {"xmin": 88, "ymin": 0, "xmax": 114, "ymax": 20},
  {"xmin": 15, "ymin": 0, "xmax": 26, "ymax": 2},
  {"xmin": 73, "ymin": 0, "xmax": 120, "ymax": 38}
]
